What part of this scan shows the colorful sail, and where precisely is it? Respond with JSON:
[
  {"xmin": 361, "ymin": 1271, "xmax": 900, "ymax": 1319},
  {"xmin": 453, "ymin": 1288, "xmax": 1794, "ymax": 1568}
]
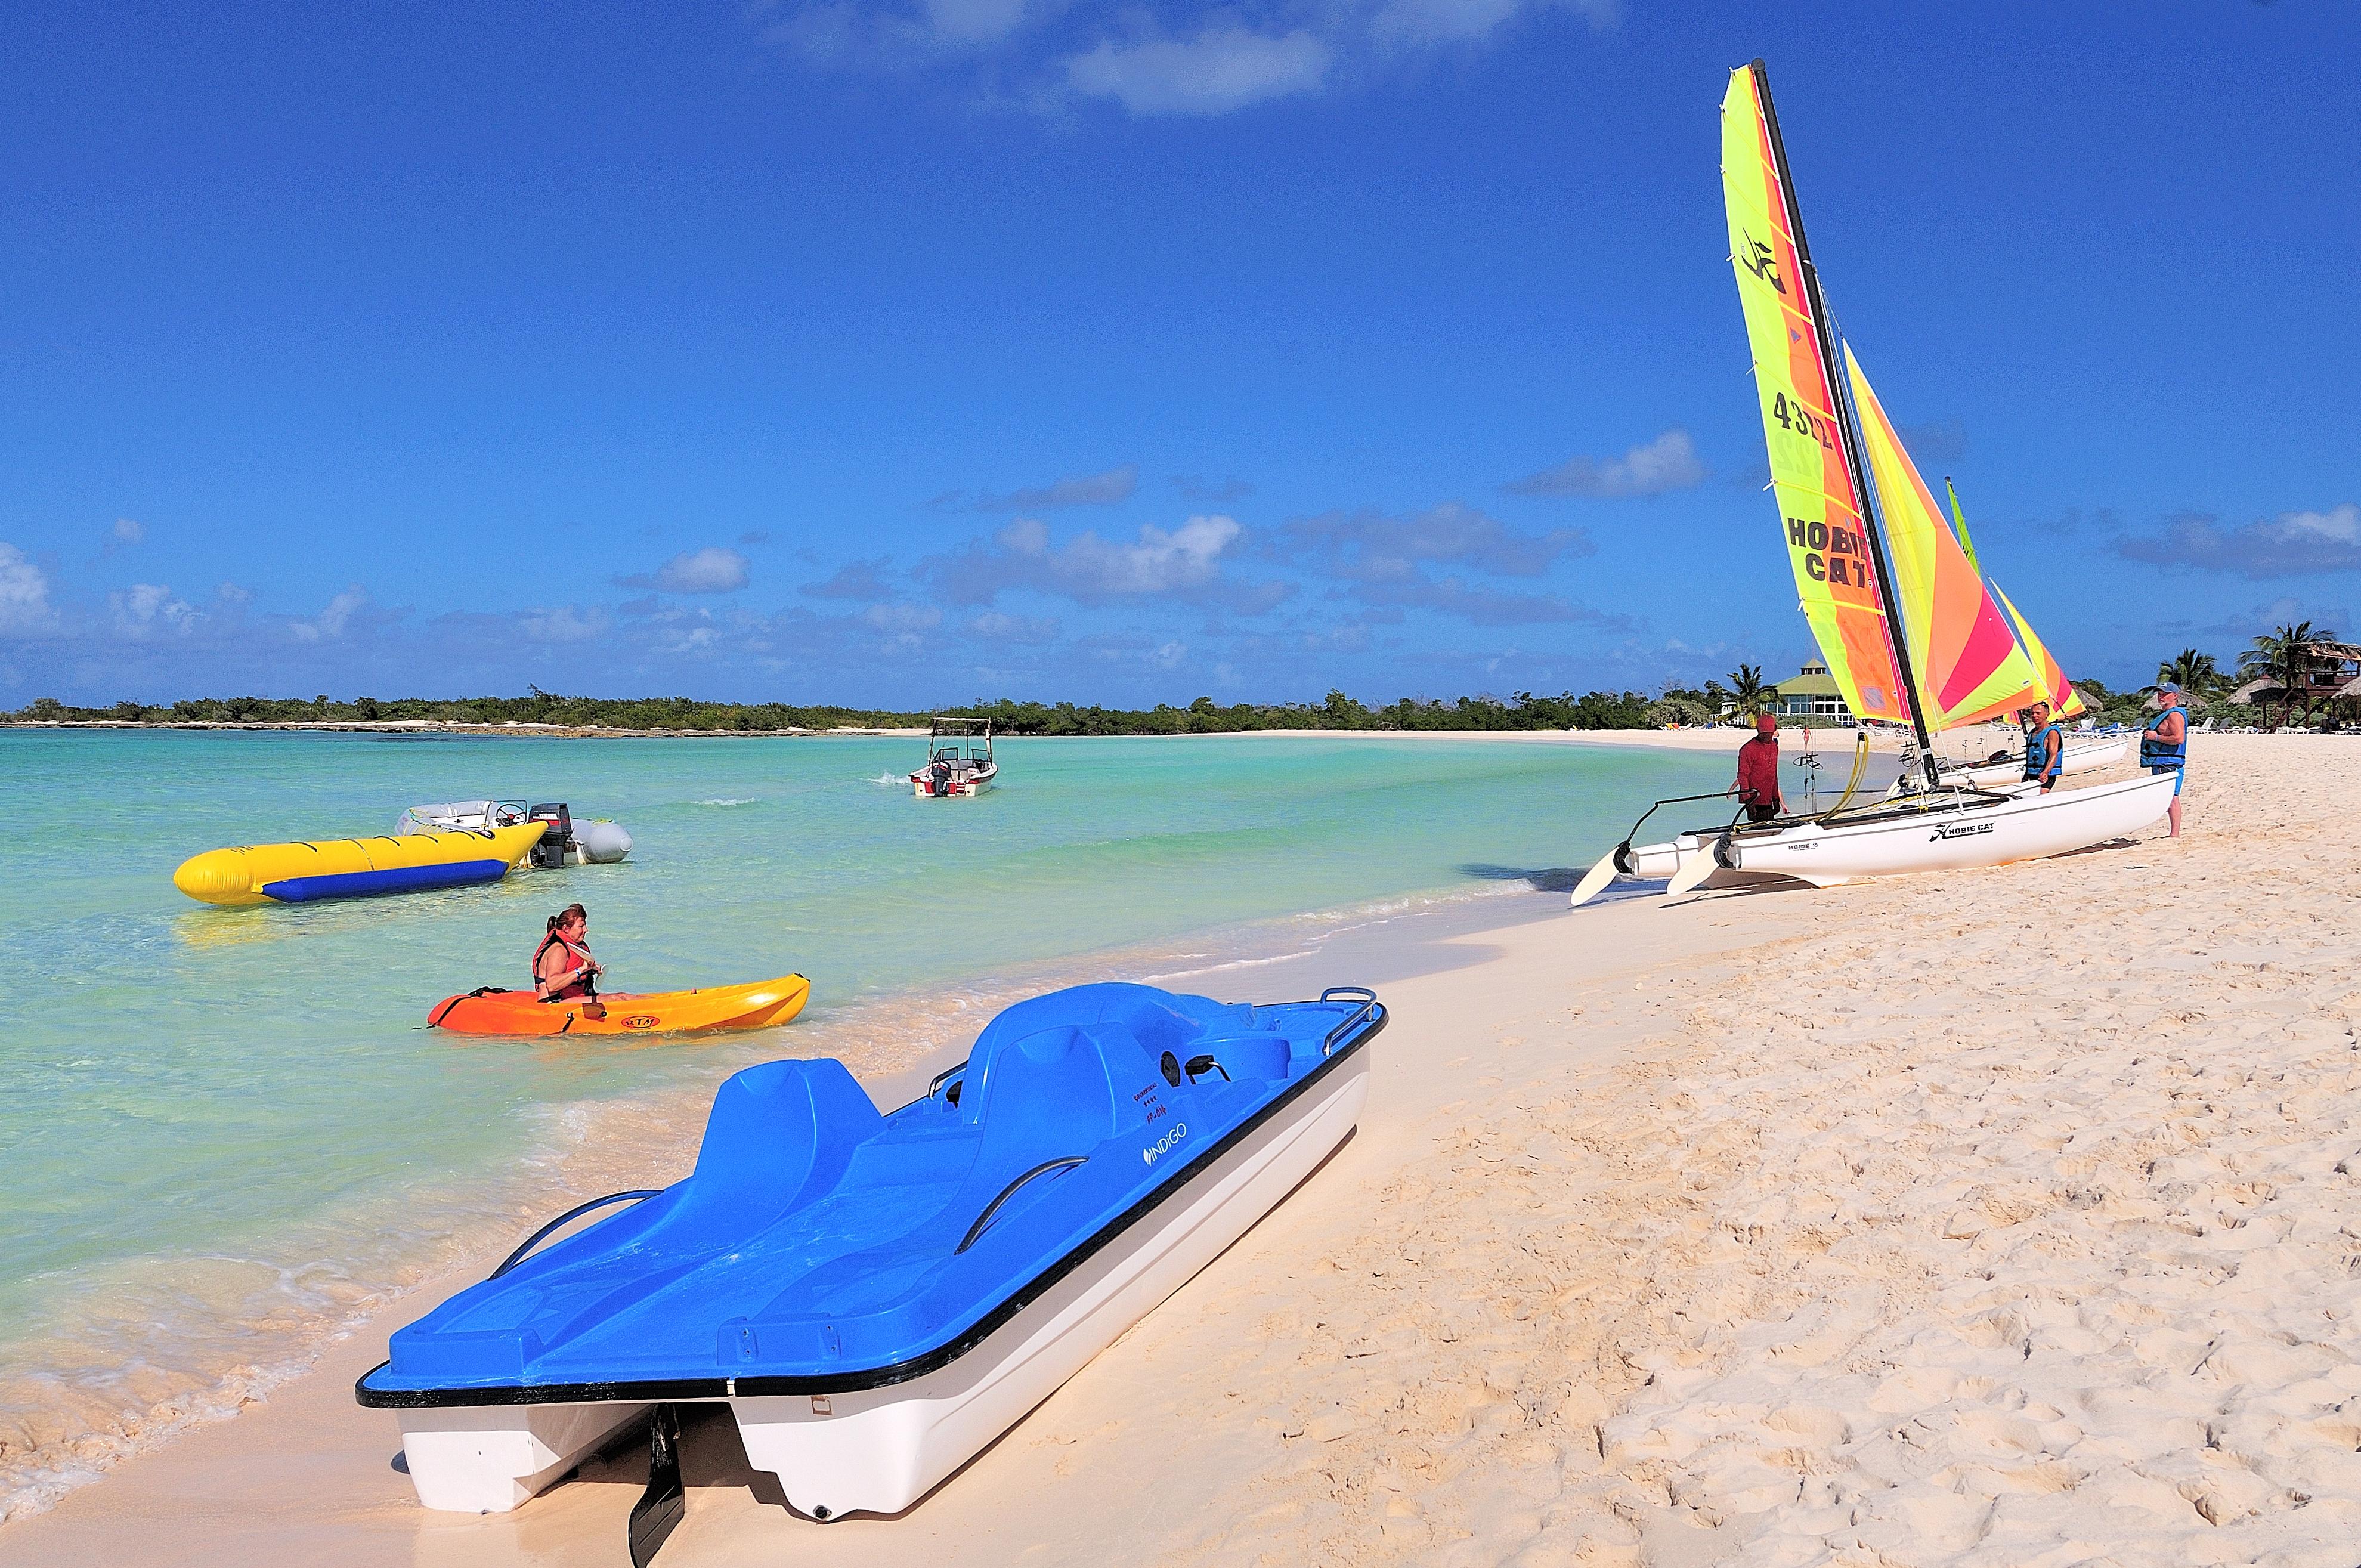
[
  {"xmin": 1944, "ymin": 476, "xmax": 1982, "ymax": 572},
  {"xmin": 1843, "ymin": 346, "xmax": 2047, "ymax": 729},
  {"xmin": 1721, "ymin": 67, "xmax": 1911, "ymax": 726},
  {"xmin": 1992, "ymin": 582, "xmax": 2088, "ymax": 719}
]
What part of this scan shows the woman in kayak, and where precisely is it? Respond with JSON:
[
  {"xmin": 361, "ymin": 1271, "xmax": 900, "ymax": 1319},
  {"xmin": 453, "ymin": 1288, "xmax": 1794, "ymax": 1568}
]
[{"xmin": 533, "ymin": 904, "xmax": 604, "ymax": 1002}]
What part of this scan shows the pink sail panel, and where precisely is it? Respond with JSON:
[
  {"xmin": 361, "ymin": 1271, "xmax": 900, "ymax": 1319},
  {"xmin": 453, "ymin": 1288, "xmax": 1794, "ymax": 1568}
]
[{"xmin": 1844, "ymin": 348, "xmax": 2048, "ymax": 730}]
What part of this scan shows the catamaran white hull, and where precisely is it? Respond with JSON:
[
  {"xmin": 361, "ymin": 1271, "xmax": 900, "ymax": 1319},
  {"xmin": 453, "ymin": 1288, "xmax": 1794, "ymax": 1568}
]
[
  {"xmin": 1579, "ymin": 771, "xmax": 2174, "ymax": 905},
  {"xmin": 1701, "ymin": 771, "xmax": 2171, "ymax": 892},
  {"xmin": 388, "ymin": 1046, "xmax": 1370, "ymax": 1520},
  {"xmin": 1893, "ymin": 737, "xmax": 2126, "ymax": 796}
]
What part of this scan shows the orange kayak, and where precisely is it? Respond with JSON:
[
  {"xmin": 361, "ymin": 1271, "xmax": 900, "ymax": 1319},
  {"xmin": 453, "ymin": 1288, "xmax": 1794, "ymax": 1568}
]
[{"xmin": 427, "ymin": 975, "xmax": 810, "ymax": 1037}]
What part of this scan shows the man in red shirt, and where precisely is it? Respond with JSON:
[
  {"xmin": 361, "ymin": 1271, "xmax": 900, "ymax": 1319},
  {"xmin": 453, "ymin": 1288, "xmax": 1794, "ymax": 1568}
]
[{"xmin": 1734, "ymin": 710, "xmax": 1784, "ymax": 822}]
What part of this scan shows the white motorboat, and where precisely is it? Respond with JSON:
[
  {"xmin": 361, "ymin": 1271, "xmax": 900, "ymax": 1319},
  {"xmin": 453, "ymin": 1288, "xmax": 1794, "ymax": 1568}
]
[
  {"xmin": 397, "ymin": 799, "xmax": 633, "ymax": 867},
  {"xmin": 911, "ymin": 717, "xmax": 998, "ymax": 798}
]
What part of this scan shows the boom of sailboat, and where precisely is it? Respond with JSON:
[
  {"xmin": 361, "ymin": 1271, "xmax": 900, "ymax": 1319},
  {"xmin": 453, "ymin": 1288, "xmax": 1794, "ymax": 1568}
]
[{"xmin": 1568, "ymin": 60, "xmax": 2173, "ymax": 911}]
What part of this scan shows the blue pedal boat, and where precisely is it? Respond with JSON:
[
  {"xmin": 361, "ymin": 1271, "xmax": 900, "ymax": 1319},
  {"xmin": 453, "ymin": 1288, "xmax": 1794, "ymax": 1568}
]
[{"xmin": 358, "ymin": 981, "xmax": 1383, "ymax": 1561}]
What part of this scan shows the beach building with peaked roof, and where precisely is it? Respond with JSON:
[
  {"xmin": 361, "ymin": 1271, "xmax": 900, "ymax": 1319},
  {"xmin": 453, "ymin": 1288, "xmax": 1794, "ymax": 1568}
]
[{"xmin": 1769, "ymin": 661, "xmax": 1854, "ymax": 721}]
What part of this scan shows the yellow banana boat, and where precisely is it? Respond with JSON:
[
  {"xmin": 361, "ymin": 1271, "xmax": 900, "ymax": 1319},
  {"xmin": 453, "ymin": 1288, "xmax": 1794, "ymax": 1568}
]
[
  {"xmin": 172, "ymin": 823, "xmax": 549, "ymax": 907},
  {"xmin": 426, "ymin": 975, "xmax": 811, "ymax": 1037}
]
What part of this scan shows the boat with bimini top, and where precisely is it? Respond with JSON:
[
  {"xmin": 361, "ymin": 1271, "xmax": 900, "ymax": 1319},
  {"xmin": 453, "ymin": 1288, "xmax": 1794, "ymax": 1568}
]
[
  {"xmin": 1568, "ymin": 61, "xmax": 2170, "ymax": 909},
  {"xmin": 358, "ymin": 981, "xmax": 1382, "ymax": 1563},
  {"xmin": 911, "ymin": 716, "xmax": 997, "ymax": 797}
]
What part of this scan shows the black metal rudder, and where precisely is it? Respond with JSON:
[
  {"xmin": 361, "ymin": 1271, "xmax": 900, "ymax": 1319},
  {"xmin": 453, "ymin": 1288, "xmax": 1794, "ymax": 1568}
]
[{"xmin": 627, "ymin": 1403, "xmax": 686, "ymax": 1568}]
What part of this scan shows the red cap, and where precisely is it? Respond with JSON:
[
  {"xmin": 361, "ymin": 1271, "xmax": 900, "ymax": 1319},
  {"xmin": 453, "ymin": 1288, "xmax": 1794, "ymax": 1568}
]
[{"xmin": 1754, "ymin": 711, "xmax": 1777, "ymax": 732}]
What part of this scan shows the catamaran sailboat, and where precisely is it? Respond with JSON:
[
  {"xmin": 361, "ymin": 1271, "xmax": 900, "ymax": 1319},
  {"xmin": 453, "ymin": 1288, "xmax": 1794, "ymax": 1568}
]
[{"xmin": 1570, "ymin": 61, "xmax": 2171, "ymax": 908}]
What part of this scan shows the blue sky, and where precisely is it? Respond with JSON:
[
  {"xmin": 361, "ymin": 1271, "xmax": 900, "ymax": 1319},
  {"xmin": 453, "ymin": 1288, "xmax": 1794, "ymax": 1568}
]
[{"xmin": 2, "ymin": 1, "xmax": 2354, "ymax": 708}]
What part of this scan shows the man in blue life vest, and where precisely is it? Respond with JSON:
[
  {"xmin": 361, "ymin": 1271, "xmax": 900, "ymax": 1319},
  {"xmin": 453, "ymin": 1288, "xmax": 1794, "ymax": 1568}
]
[
  {"xmin": 2142, "ymin": 679, "xmax": 2189, "ymax": 837},
  {"xmin": 2020, "ymin": 701, "xmax": 2064, "ymax": 793}
]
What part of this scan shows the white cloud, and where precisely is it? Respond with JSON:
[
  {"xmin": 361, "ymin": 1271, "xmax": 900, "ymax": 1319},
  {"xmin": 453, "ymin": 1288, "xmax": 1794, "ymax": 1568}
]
[
  {"xmin": 1273, "ymin": 501, "xmax": 1589, "ymax": 580},
  {"xmin": 519, "ymin": 605, "xmax": 612, "ymax": 643},
  {"xmin": 800, "ymin": 558, "xmax": 896, "ymax": 601},
  {"xmin": 110, "ymin": 583, "xmax": 199, "ymax": 637},
  {"xmin": 962, "ymin": 463, "xmax": 1138, "ymax": 512},
  {"xmin": 1050, "ymin": 513, "xmax": 1240, "ymax": 595},
  {"xmin": 918, "ymin": 513, "xmax": 1258, "ymax": 607},
  {"xmin": 924, "ymin": 0, "xmax": 1039, "ymax": 45},
  {"xmin": 1063, "ymin": 28, "xmax": 1331, "ymax": 115},
  {"xmin": 1375, "ymin": 0, "xmax": 1616, "ymax": 42},
  {"xmin": 970, "ymin": 610, "xmax": 1061, "ymax": 642},
  {"xmin": 290, "ymin": 586, "xmax": 369, "ymax": 642},
  {"xmin": 1502, "ymin": 429, "xmax": 1707, "ymax": 498},
  {"xmin": 0, "ymin": 544, "xmax": 54, "ymax": 636},
  {"xmin": 763, "ymin": 1, "xmax": 1611, "ymax": 116},
  {"xmin": 2114, "ymin": 503, "xmax": 2361, "ymax": 579},
  {"xmin": 620, "ymin": 546, "xmax": 753, "ymax": 595},
  {"xmin": 112, "ymin": 517, "xmax": 146, "ymax": 545},
  {"xmin": 861, "ymin": 601, "xmax": 946, "ymax": 633}
]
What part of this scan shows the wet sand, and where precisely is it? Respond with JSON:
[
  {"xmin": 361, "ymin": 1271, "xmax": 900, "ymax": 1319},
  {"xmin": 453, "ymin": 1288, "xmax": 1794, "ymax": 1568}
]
[{"xmin": 8, "ymin": 733, "xmax": 2353, "ymax": 1567}]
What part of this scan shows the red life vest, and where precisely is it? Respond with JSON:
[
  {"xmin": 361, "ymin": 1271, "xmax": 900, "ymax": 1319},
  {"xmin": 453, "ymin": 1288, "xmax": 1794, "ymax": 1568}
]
[{"xmin": 532, "ymin": 933, "xmax": 595, "ymax": 1001}]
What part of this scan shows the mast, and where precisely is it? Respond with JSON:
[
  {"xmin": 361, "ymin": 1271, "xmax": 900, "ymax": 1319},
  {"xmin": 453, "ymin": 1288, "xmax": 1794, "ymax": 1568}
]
[{"xmin": 1747, "ymin": 60, "xmax": 1942, "ymax": 790}]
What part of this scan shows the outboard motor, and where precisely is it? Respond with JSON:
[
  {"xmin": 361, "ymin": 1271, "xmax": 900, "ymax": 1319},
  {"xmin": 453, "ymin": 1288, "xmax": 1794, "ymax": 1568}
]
[{"xmin": 527, "ymin": 803, "xmax": 574, "ymax": 870}]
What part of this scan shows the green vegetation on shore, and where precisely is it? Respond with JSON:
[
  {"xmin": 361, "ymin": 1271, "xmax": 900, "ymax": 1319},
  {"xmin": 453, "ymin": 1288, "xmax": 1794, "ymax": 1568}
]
[{"xmin": 7, "ymin": 688, "xmax": 1664, "ymax": 734}]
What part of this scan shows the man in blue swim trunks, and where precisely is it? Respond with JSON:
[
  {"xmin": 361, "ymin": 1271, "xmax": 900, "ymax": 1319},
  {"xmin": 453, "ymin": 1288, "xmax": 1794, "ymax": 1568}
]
[{"xmin": 2141, "ymin": 679, "xmax": 2189, "ymax": 837}]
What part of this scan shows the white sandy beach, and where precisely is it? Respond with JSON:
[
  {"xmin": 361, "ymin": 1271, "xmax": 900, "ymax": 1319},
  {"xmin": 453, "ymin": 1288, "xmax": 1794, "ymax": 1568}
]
[{"xmin": 5, "ymin": 732, "xmax": 2354, "ymax": 1567}]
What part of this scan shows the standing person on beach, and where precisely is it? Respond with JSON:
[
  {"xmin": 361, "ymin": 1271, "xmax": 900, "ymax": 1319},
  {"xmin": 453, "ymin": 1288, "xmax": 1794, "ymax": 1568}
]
[
  {"xmin": 2142, "ymin": 679, "xmax": 2189, "ymax": 837},
  {"xmin": 2021, "ymin": 701, "xmax": 2064, "ymax": 793},
  {"xmin": 1734, "ymin": 710, "xmax": 1785, "ymax": 822}
]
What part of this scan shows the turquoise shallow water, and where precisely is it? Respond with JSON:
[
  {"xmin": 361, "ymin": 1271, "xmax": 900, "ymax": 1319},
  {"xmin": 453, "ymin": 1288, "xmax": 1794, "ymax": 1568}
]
[{"xmin": 0, "ymin": 728, "xmax": 1729, "ymax": 1513}]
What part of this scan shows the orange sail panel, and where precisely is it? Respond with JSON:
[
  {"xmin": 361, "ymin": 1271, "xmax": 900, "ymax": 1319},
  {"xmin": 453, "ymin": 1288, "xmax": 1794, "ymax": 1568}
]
[
  {"xmin": 1721, "ymin": 68, "xmax": 1910, "ymax": 725},
  {"xmin": 1992, "ymin": 582, "xmax": 2088, "ymax": 719},
  {"xmin": 1842, "ymin": 347, "xmax": 2047, "ymax": 729}
]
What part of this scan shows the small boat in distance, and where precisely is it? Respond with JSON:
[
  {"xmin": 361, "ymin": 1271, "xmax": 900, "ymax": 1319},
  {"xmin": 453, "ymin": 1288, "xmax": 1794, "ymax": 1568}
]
[
  {"xmin": 911, "ymin": 716, "xmax": 997, "ymax": 797},
  {"xmin": 358, "ymin": 981, "xmax": 1383, "ymax": 1564}
]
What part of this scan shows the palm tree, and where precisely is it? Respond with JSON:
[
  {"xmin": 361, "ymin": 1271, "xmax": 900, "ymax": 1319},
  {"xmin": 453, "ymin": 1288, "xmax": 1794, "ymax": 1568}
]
[
  {"xmin": 2152, "ymin": 648, "xmax": 2220, "ymax": 701},
  {"xmin": 1725, "ymin": 663, "xmax": 1772, "ymax": 719},
  {"xmin": 2239, "ymin": 621, "xmax": 2321, "ymax": 725}
]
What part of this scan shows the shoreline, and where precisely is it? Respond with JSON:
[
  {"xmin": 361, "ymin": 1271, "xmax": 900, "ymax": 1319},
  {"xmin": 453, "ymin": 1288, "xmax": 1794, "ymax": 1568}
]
[
  {"xmin": 14, "ymin": 735, "xmax": 2345, "ymax": 1567},
  {"xmin": 4, "ymin": 720, "xmax": 2009, "ymax": 760},
  {"xmin": 0, "ymin": 874, "xmax": 1579, "ymax": 1527}
]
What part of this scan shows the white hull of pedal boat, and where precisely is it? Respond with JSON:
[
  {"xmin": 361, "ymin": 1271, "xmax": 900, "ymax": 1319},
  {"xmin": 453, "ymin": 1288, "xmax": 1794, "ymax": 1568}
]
[
  {"xmin": 734, "ymin": 1041, "xmax": 1369, "ymax": 1520},
  {"xmin": 386, "ymin": 1043, "xmax": 1370, "ymax": 1521},
  {"xmin": 1578, "ymin": 771, "xmax": 2173, "ymax": 905}
]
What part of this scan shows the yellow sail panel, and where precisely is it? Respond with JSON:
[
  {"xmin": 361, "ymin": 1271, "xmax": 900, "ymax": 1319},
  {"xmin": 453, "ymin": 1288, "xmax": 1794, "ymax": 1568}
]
[
  {"xmin": 1843, "ymin": 347, "xmax": 2046, "ymax": 730},
  {"xmin": 1722, "ymin": 67, "xmax": 1910, "ymax": 725},
  {"xmin": 1993, "ymin": 582, "xmax": 2088, "ymax": 719}
]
